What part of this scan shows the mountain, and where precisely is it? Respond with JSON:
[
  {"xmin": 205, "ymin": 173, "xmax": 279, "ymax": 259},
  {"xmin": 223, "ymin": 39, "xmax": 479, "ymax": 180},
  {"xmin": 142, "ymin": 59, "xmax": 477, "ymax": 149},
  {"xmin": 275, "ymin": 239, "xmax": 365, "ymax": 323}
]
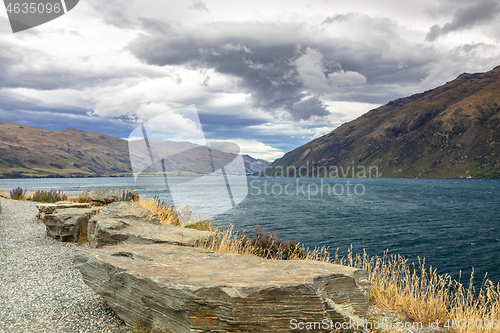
[
  {"xmin": 0, "ymin": 121, "xmax": 270, "ymax": 178},
  {"xmin": 265, "ymin": 66, "xmax": 500, "ymax": 178}
]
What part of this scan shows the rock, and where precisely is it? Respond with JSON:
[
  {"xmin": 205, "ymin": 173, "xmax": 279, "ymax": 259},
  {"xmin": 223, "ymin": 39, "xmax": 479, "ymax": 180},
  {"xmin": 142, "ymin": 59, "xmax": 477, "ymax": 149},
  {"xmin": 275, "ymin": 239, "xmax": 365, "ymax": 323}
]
[
  {"xmin": 74, "ymin": 244, "xmax": 370, "ymax": 332},
  {"xmin": 87, "ymin": 202, "xmax": 213, "ymax": 248},
  {"xmin": 43, "ymin": 207, "xmax": 101, "ymax": 242},
  {"xmin": 175, "ymin": 204, "xmax": 193, "ymax": 226},
  {"xmin": 80, "ymin": 188, "xmax": 139, "ymax": 204},
  {"xmin": 36, "ymin": 202, "xmax": 93, "ymax": 219}
]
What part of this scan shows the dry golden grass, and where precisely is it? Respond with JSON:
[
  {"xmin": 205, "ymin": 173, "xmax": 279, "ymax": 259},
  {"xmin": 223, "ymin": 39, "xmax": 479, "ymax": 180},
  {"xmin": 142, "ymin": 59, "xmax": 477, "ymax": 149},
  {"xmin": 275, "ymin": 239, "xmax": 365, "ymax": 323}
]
[
  {"xmin": 196, "ymin": 224, "xmax": 331, "ymax": 261},
  {"xmin": 332, "ymin": 247, "xmax": 500, "ymax": 332},
  {"xmin": 136, "ymin": 197, "xmax": 180, "ymax": 226},
  {"xmin": 198, "ymin": 225, "xmax": 257, "ymax": 255}
]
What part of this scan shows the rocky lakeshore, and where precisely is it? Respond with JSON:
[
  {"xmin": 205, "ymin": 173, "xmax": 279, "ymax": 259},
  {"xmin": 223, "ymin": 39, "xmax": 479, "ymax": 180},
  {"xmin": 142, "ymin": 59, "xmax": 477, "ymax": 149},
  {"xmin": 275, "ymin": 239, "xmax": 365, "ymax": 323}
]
[
  {"xmin": 0, "ymin": 190, "xmax": 374, "ymax": 332},
  {"xmin": 0, "ymin": 197, "xmax": 127, "ymax": 333}
]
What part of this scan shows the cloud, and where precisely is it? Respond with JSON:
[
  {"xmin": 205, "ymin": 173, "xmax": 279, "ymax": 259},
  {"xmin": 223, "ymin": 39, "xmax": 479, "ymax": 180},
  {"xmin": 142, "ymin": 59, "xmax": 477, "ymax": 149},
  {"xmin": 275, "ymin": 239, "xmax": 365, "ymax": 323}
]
[
  {"xmin": 188, "ymin": 0, "xmax": 209, "ymax": 13},
  {"xmin": 211, "ymin": 139, "xmax": 285, "ymax": 160},
  {"xmin": 426, "ymin": 0, "xmax": 500, "ymax": 41},
  {"xmin": 294, "ymin": 47, "xmax": 366, "ymax": 92}
]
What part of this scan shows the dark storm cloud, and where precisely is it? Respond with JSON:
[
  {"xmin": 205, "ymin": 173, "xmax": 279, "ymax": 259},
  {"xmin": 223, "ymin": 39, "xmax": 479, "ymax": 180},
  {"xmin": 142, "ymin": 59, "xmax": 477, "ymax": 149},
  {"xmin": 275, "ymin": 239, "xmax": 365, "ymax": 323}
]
[
  {"xmin": 426, "ymin": 0, "xmax": 500, "ymax": 41},
  {"xmin": 128, "ymin": 16, "xmax": 437, "ymax": 119}
]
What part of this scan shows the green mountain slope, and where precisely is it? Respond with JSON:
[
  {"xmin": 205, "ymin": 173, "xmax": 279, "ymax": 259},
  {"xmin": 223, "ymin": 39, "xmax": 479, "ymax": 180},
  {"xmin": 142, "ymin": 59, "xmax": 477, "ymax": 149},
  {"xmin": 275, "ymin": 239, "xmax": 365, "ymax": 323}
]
[
  {"xmin": 0, "ymin": 121, "xmax": 270, "ymax": 178},
  {"xmin": 265, "ymin": 66, "xmax": 500, "ymax": 178}
]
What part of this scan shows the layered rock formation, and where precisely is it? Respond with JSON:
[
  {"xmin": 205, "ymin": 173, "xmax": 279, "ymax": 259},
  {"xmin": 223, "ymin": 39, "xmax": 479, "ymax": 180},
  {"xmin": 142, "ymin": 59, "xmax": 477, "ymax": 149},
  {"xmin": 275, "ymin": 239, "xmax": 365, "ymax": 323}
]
[
  {"xmin": 75, "ymin": 244, "xmax": 370, "ymax": 332},
  {"xmin": 43, "ymin": 207, "xmax": 101, "ymax": 242},
  {"xmin": 36, "ymin": 201, "xmax": 100, "ymax": 242},
  {"xmin": 87, "ymin": 202, "xmax": 213, "ymax": 248}
]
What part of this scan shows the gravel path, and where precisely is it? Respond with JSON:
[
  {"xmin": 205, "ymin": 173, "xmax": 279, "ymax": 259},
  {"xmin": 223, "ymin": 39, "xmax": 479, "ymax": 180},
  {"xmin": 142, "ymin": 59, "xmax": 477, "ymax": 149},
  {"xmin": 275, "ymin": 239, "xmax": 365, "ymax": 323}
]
[{"xmin": 0, "ymin": 198, "xmax": 128, "ymax": 333}]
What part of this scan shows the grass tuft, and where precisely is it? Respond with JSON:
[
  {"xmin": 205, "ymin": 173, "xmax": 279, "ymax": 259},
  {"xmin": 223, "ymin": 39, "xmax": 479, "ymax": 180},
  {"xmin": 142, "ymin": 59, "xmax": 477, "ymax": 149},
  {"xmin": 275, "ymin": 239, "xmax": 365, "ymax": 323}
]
[
  {"xmin": 9, "ymin": 187, "xmax": 27, "ymax": 200},
  {"xmin": 30, "ymin": 189, "xmax": 68, "ymax": 203},
  {"xmin": 136, "ymin": 197, "xmax": 180, "ymax": 226}
]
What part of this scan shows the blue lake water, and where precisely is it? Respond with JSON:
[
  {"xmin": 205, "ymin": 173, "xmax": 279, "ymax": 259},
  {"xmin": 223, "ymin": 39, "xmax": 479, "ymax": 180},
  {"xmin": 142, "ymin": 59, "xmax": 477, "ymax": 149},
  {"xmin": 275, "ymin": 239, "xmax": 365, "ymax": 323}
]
[{"xmin": 1, "ymin": 176, "xmax": 499, "ymax": 284}]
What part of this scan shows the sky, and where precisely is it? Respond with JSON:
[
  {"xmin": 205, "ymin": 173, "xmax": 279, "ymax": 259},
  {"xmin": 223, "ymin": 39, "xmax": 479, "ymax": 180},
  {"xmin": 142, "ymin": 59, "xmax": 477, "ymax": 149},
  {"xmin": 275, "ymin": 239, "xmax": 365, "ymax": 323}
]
[{"xmin": 0, "ymin": 0, "xmax": 499, "ymax": 161}]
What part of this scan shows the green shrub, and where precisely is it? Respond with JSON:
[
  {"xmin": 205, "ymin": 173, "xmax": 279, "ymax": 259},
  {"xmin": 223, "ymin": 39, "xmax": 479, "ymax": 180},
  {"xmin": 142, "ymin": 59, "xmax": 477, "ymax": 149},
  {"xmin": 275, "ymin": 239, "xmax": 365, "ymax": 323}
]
[
  {"xmin": 30, "ymin": 189, "xmax": 68, "ymax": 203},
  {"xmin": 185, "ymin": 220, "xmax": 213, "ymax": 231},
  {"xmin": 10, "ymin": 187, "xmax": 27, "ymax": 200},
  {"xmin": 77, "ymin": 197, "xmax": 92, "ymax": 203}
]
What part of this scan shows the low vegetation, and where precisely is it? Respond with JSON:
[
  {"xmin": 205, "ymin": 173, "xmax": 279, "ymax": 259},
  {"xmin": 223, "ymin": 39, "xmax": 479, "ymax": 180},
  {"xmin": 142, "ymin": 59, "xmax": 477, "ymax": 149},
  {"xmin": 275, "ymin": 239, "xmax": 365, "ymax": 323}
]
[
  {"xmin": 9, "ymin": 187, "xmax": 27, "ymax": 200},
  {"xmin": 30, "ymin": 189, "xmax": 68, "ymax": 203},
  {"xmin": 337, "ymin": 249, "xmax": 500, "ymax": 333},
  {"xmin": 8, "ymin": 187, "xmax": 69, "ymax": 203}
]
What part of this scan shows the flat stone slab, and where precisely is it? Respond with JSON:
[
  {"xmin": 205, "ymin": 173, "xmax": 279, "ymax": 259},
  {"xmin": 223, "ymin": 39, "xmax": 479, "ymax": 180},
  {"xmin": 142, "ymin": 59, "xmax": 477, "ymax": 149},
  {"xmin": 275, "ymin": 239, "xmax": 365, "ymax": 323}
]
[
  {"xmin": 36, "ymin": 202, "xmax": 92, "ymax": 216},
  {"xmin": 74, "ymin": 244, "xmax": 370, "ymax": 332},
  {"xmin": 43, "ymin": 207, "xmax": 101, "ymax": 242},
  {"xmin": 87, "ymin": 202, "xmax": 214, "ymax": 248},
  {"xmin": 80, "ymin": 188, "xmax": 139, "ymax": 204}
]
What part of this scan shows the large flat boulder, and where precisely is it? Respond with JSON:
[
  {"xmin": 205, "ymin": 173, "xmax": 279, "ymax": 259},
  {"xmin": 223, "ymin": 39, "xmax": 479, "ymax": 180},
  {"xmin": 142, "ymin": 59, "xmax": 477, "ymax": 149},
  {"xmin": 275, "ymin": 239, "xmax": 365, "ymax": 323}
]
[
  {"xmin": 80, "ymin": 188, "xmax": 139, "ymax": 204},
  {"xmin": 43, "ymin": 207, "xmax": 101, "ymax": 242},
  {"xmin": 74, "ymin": 244, "xmax": 370, "ymax": 332},
  {"xmin": 87, "ymin": 202, "xmax": 213, "ymax": 248}
]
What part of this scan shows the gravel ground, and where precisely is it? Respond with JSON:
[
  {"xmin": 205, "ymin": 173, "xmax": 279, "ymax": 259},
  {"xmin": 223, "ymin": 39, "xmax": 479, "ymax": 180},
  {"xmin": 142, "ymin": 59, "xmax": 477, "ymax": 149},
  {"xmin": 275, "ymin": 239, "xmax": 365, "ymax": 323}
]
[{"xmin": 0, "ymin": 198, "xmax": 128, "ymax": 333}]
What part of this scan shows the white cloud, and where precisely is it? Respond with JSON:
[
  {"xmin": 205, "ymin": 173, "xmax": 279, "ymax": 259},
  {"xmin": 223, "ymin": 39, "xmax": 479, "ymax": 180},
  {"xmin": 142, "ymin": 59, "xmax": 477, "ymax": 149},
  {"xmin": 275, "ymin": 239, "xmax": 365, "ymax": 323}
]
[
  {"xmin": 295, "ymin": 47, "xmax": 367, "ymax": 93},
  {"xmin": 211, "ymin": 139, "xmax": 285, "ymax": 161}
]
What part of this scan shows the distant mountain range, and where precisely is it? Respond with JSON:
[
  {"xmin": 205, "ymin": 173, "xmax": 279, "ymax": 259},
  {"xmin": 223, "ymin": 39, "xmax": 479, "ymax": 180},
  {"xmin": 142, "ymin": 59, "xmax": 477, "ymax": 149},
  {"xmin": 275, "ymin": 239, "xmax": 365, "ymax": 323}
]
[
  {"xmin": 0, "ymin": 121, "xmax": 270, "ymax": 178},
  {"xmin": 265, "ymin": 66, "xmax": 500, "ymax": 178}
]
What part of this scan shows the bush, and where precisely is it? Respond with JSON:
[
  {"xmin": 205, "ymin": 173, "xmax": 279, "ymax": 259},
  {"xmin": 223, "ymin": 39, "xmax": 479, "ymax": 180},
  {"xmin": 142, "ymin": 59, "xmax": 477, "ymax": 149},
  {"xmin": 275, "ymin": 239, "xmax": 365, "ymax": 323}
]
[
  {"xmin": 76, "ymin": 197, "xmax": 92, "ymax": 203},
  {"xmin": 30, "ymin": 189, "xmax": 68, "ymax": 203},
  {"xmin": 10, "ymin": 187, "xmax": 27, "ymax": 200},
  {"xmin": 238, "ymin": 226, "xmax": 307, "ymax": 260},
  {"xmin": 185, "ymin": 220, "xmax": 214, "ymax": 231}
]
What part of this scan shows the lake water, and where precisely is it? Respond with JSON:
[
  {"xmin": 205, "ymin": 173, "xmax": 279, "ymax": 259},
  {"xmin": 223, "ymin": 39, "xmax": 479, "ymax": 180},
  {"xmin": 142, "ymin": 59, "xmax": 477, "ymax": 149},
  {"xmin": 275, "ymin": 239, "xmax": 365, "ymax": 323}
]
[{"xmin": 1, "ymin": 176, "xmax": 499, "ymax": 284}]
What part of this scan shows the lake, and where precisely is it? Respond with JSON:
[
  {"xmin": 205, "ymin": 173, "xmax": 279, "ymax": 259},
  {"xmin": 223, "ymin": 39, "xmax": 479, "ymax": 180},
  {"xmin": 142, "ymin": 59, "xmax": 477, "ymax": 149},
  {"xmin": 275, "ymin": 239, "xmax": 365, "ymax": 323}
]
[{"xmin": 1, "ymin": 176, "xmax": 499, "ymax": 284}]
